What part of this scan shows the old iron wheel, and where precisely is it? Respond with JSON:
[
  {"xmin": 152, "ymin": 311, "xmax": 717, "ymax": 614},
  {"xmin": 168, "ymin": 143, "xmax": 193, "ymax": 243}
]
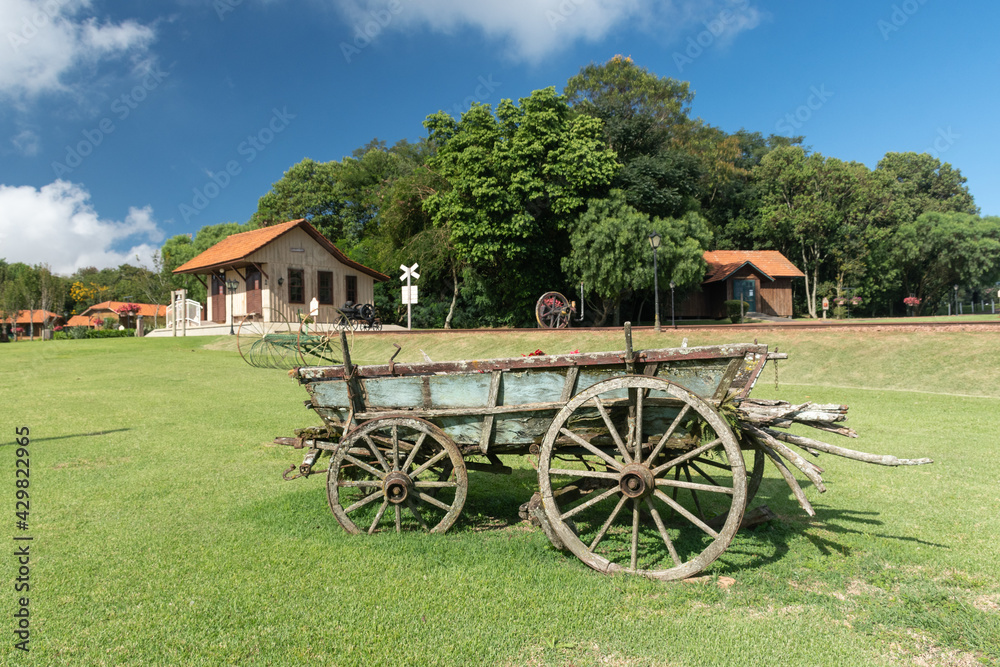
[
  {"xmin": 236, "ymin": 307, "xmax": 298, "ymax": 369},
  {"xmin": 535, "ymin": 291, "xmax": 571, "ymax": 329},
  {"xmin": 327, "ymin": 417, "xmax": 468, "ymax": 535},
  {"xmin": 296, "ymin": 311, "xmax": 340, "ymax": 368},
  {"xmin": 537, "ymin": 376, "xmax": 747, "ymax": 580},
  {"xmin": 335, "ymin": 314, "xmax": 355, "ymax": 332}
]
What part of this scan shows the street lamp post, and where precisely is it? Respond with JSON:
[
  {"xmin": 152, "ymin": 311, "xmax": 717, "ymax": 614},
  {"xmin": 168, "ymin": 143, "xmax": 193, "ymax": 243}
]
[
  {"xmin": 226, "ymin": 278, "xmax": 238, "ymax": 335},
  {"xmin": 954, "ymin": 284, "xmax": 959, "ymax": 316},
  {"xmin": 669, "ymin": 281, "xmax": 676, "ymax": 329},
  {"xmin": 648, "ymin": 232, "xmax": 661, "ymax": 332}
]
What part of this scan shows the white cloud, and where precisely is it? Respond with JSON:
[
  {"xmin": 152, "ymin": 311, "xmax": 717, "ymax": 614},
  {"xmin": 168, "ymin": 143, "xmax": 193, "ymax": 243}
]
[
  {"xmin": 0, "ymin": 0, "xmax": 155, "ymax": 99},
  {"xmin": 332, "ymin": 0, "xmax": 763, "ymax": 62},
  {"xmin": 0, "ymin": 180, "xmax": 164, "ymax": 275},
  {"xmin": 11, "ymin": 128, "xmax": 40, "ymax": 156}
]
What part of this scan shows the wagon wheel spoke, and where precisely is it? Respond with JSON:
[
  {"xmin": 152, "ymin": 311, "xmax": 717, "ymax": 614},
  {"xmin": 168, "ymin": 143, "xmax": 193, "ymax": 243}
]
[
  {"xmin": 630, "ymin": 499, "xmax": 641, "ymax": 570},
  {"xmin": 537, "ymin": 376, "xmax": 746, "ymax": 580},
  {"xmin": 344, "ymin": 488, "xmax": 386, "ymax": 514},
  {"xmin": 368, "ymin": 499, "xmax": 390, "ymax": 535},
  {"xmin": 654, "ymin": 478, "xmax": 735, "ymax": 495},
  {"xmin": 653, "ymin": 489, "xmax": 718, "ymax": 538},
  {"xmin": 328, "ymin": 418, "xmax": 467, "ymax": 535},
  {"xmin": 645, "ymin": 498, "xmax": 682, "ymax": 567},
  {"xmin": 557, "ymin": 427, "xmax": 623, "ymax": 471},
  {"xmin": 401, "ymin": 432, "xmax": 427, "ymax": 471},
  {"xmin": 391, "ymin": 425, "xmax": 400, "ymax": 471},
  {"xmin": 647, "ymin": 404, "xmax": 691, "ymax": 463},
  {"xmin": 651, "ymin": 437, "xmax": 722, "ymax": 476},
  {"xmin": 405, "ymin": 497, "xmax": 430, "ymax": 531},
  {"xmin": 559, "ymin": 486, "xmax": 620, "ymax": 521},
  {"xmin": 416, "ymin": 491, "xmax": 452, "ymax": 512},
  {"xmin": 592, "ymin": 395, "xmax": 631, "ymax": 464},
  {"xmin": 549, "ymin": 467, "xmax": 619, "ymax": 481},
  {"xmin": 588, "ymin": 494, "xmax": 629, "ymax": 552},
  {"xmin": 688, "ymin": 461, "xmax": 722, "ymax": 489},
  {"xmin": 341, "ymin": 453, "xmax": 386, "ymax": 479},
  {"xmin": 409, "ymin": 449, "xmax": 449, "ymax": 478},
  {"xmin": 682, "ymin": 464, "xmax": 705, "ymax": 521},
  {"xmin": 363, "ymin": 434, "xmax": 391, "ymax": 473},
  {"xmin": 691, "ymin": 455, "xmax": 730, "ymax": 471},
  {"xmin": 632, "ymin": 388, "xmax": 645, "ymax": 464}
]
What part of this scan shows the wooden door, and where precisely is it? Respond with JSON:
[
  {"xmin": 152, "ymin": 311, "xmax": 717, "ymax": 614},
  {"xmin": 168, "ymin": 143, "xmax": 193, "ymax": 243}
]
[
  {"xmin": 211, "ymin": 275, "xmax": 226, "ymax": 323},
  {"xmin": 246, "ymin": 270, "xmax": 262, "ymax": 316}
]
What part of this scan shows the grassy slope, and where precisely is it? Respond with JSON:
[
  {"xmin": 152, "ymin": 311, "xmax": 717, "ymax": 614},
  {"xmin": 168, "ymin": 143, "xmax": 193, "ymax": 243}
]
[{"xmin": 2, "ymin": 329, "xmax": 998, "ymax": 666}]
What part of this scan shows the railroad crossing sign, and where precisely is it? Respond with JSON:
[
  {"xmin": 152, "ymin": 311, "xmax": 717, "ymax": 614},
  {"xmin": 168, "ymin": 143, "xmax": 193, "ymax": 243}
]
[
  {"xmin": 400, "ymin": 263, "xmax": 420, "ymax": 282},
  {"xmin": 400, "ymin": 263, "xmax": 420, "ymax": 329}
]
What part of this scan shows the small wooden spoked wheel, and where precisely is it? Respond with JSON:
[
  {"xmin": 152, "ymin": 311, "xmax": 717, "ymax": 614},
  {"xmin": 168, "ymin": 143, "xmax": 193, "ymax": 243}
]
[
  {"xmin": 535, "ymin": 291, "xmax": 572, "ymax": 328},
  {"xmin": 327, "ymin": 417, "xmax": 468, "ymax": 534},
  {"xmin": 537, "ymin": 376, "xmax": 748, "ymax": 580}
]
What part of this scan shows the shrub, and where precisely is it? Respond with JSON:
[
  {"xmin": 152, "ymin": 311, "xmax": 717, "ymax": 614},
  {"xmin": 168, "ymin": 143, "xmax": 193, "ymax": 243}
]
[{"xmin": 724, "ymin": 300, "xmax": 749, "ymax": 324}]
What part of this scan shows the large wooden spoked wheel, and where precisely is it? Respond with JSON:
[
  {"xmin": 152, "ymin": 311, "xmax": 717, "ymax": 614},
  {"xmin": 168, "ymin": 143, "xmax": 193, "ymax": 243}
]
[
  {"xmin": 535, "ymin": 291, "xmax": 572, "ymax": 329},
  {"xmin": 327, "ymin": 417, "xmax": 468, "ymax": 535},
  {"xmin": 538, "ymin": 376, "xmax": 747, "ymax": 580}
]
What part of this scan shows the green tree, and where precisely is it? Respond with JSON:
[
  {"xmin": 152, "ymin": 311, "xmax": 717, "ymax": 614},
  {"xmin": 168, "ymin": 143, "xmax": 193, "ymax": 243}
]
[
  {"xmin": 876, "ymin": 152, "xmax": 978, "ymax": 218},
  {"xmin": 423, "ymin": 87, "xmax": 619, "ymax": 324},
  {"xmin": 754, "ymin": 146, "xmax": 843, "ymax": 318},
  {"xmin": 891, "ymin": 212, "xmax": 1000, "ymax": 314},
  {"xmin": 561, "ymin": 191, "xmax": 709, "ymax": 326}
]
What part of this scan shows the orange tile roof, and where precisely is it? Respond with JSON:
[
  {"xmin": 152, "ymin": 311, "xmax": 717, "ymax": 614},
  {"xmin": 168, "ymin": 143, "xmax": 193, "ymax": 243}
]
[
  {"xmin": 172, "ymin": 218, "xmax": 389, "ymax": 281},
  {"xmin": 65, "ymin": 315, "xmax": 93, "ymax": 327},
  {"xmin": 703, "ymin": 250, "xmax": 805, "ymax": 283},
  {"xmin": 82, "ymin": 302, "xmax": 168, "ymax": 318},
  {"xmin": 4, "ymin": 310, "xmax": 61, "ymax": 325}
]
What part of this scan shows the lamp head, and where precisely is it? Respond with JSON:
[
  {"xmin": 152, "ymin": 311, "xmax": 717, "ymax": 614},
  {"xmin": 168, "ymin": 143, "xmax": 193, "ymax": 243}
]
[{"xmin": 648, "ymin": 232, "xmax": 661, "ymax": 250}]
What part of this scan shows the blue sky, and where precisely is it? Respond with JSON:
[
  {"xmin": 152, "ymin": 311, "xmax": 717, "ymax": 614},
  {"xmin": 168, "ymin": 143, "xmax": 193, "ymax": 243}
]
[{"xmin": 2, "ymin": 0, "xmax": 998, "ymax": 275}]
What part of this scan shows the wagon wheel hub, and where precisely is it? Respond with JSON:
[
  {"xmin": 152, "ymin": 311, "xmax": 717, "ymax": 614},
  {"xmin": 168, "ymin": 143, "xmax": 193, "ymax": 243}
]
[
  {"xmin": 383, "ymin": 472, "xmax": 413, "ymax": 505},
  {"xmin": 618, "ymin": 464, "xmax": 655, "ymax": 499}
]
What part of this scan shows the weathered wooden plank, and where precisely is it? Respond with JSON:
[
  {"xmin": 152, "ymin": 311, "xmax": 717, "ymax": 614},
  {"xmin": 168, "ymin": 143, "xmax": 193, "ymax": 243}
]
[
  {"xmin": 294, "ymin": 343, "xmax": 769, "ymax": 381},
  {"xmin": 479, "ymin": 370, "xmax": 502, "ymax": 453}
]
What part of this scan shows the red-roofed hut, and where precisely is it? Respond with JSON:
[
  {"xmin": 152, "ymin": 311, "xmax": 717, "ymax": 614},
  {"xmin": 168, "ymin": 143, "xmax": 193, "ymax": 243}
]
[{"xmin": 680, "ymin": 250, "xmax": 805, "ymax": 319}]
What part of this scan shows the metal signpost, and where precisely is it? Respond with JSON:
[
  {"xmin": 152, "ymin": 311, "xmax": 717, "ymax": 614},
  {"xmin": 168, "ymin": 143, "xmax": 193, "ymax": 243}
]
[{"xmin": 400, "ymin": 263, "xmax": 420, "ymax": 330}]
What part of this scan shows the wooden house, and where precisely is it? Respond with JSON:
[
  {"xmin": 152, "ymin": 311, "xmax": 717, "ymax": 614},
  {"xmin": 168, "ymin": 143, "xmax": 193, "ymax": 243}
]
[
  {"xmin": 172, "ymin": 219, "xmax": 389, "ymax": 326},
  {"xmin": 679, "ymin": 251, "xmax": 805, "ymax": 319}
]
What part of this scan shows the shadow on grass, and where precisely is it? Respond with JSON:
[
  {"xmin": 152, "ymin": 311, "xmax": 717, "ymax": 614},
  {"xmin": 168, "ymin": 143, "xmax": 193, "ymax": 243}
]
[{"xmin": 1, "ymin": 428, "xmax": 131, "ymax": 445}]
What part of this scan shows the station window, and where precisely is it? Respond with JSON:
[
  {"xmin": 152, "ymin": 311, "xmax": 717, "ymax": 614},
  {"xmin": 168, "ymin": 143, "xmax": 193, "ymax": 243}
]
[
  {"xmin": 345, "ymin": 275, "xmax": 357, "ymax": 305},
  {"xmin": 318, "ymin": 271, "xmax": 333, "ymax": 305},
  {"xmin": 288, "ymin": 268, "xmax": 304, "ymax": 304}
]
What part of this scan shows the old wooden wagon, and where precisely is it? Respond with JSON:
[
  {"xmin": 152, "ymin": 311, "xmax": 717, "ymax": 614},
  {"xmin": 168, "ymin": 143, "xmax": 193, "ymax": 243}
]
[{"xmin": 274, "ymin": 327, "xmax": 806, "ymax": 581}]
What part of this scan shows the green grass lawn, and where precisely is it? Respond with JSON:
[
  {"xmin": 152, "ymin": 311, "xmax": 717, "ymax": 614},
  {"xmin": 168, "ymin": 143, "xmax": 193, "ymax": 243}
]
[{"xmin": 2, "ymin": 329, "xmax": 998, "ymax": 666}]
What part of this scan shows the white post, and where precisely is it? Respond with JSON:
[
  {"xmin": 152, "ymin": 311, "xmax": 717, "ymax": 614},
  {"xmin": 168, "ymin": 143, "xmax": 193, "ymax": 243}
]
[{"xmin": 400, "ymin": 263, "xmax": 420, "ymax": 331}]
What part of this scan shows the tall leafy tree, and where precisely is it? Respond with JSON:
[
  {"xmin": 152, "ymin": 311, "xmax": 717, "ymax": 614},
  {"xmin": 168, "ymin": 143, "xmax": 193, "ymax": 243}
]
[
  {"xmin": 877, "ymin": 152, "xmax": 978, "ymax": 218},
  {"xmin": 891, "ymin": 212, "xmax": 1000, "ymax": 314},
  {"xmin": 561, "ymin": 191, "xmax": 709, "ymax": 325},
  {"xmin": 423, "ymin": 87, "xmax": 619, "ymax": 324}
]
